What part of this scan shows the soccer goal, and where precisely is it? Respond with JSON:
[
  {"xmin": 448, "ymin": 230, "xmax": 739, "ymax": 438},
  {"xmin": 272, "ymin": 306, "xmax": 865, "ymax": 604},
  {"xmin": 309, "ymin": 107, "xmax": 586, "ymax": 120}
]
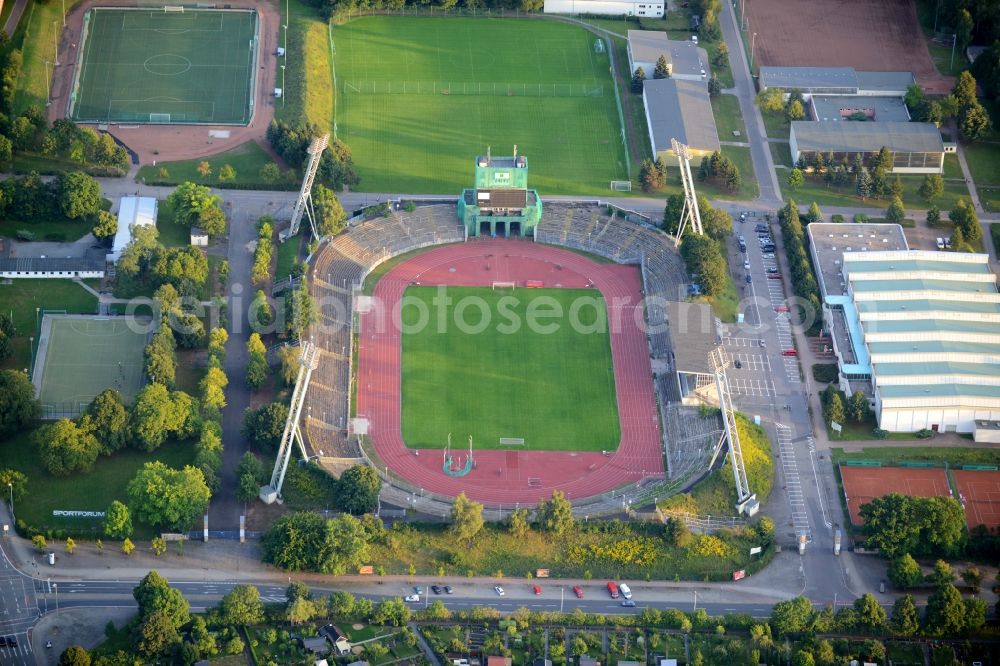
[
  {"xmin": 611, "ymin": 180, "xmax": 632, "ymax": 192},
  {"xmin": 149, "ymin": 113, "xmax": 171, "ymax": 123},
  {"xmin": 492, "ymin": 281, "xmax": 516, "ymax": 291},
  {"xmin": 499, "ymin": 437, "xmax": 526, "ymax": 447},
  {"xmin": 164, "ymin": 5, "xmax": 185, "ymax": 11},
  {"xmin": 594, "ymin": 38, "xmax": 606, "ymax": 54}
]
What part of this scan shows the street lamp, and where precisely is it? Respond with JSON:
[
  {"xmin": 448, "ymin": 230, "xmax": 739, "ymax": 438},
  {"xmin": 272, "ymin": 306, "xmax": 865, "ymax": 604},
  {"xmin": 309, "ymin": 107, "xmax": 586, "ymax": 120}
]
[
  {"xmin": 53, "ymin": 582, "xmax": 58, "ymax": 615},
  {"xmin": 7, "ymin": 482, "xmax": 12, "ymax": 520},
  {"xmin": 44, "ymin": 61, "xmax": 52, "ymax": 107},
  {"xmin": 53, "ymin": 20, "xmax": 60, "ymax": 65},
  {"xmin": 750, "ymin": 32, "xmax": 757, "ymax": 72}
]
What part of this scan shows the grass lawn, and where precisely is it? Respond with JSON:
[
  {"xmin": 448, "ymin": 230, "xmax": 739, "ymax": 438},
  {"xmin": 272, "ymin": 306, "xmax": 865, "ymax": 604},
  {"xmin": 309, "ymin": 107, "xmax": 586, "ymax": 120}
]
[
  {"xmin": 610, "ymin": 34, "xmax": 652, "ymax": 182},
  {"xmin": 576, "ymin": 16, "xmax": 639, "ymax": 38},
  {"xmin": 761, "ymin": 110, "xmax": 789, "ymax": 140},
  {"xmin": 276, "ymin": 0, "xmax": 334, "ymax": 130},
  {"xmin": 137, "ymin": 141, "xmax": 281, "ymax": 188},
  {"xmin": 886, "ymin": 642, "xmax": 926, "ymax": 666},
  {"xmin": 991, "ymin": 221, "xmax": 1000, "ymax": 255},
  {"xmin": 336, "ymin": 17, "xmax": 627, "ymax": 195},
  {"xmin": 400, "ymin": 286, "xmax": 619, "ymax": 451},
  {"xmin": 275, "ymin": 234, "xmax": 302, "ymax": 281},
  {"xmin": 0, "ymin": 428, "xmax": 196, "ymax": 539},
  {"xmin": 9, "ymin": 151, "xmax": 123, "ymax": 176},
  {"xmin": 0, "ymin": 279, "xmax": 98, "ymax": 371},
  {"xmin": 942, "ymin": 153, "xmax": 963, "ymax": 179},
  {"xmin": 782, "ymin": 172, "xmax": 969, "ymax": 210},
  {"xmin": 769, "ymin": 141, "xmax": 792, "ymax": 168},
  {"xmin": 826, "ymin": 418, "xmax": 916, "ymax": 441},
  {"xmin": 691, "ymin": 267, "xmax": 738, "ymax": 323},
  {"xmin": 962, "ymin": 141, "xmax": 1000, "ymax": 212},
  {"xmin": 831, "ymin": 446, "xmax": 1000, "ymax": 467},
  {"xmin": 712, "ymin": 94, "xmax": 746, "ymax": 141},
  {"xmin": 0, "ymin": 216, "xmax": 93, "ymax": 242},
  {"xmin": 155, "ymin": 200, "xmax": 192, "ymax": 247},
  {"xmin": 13, "ymin": 0, "xmax": 84, "ymax": 113}
]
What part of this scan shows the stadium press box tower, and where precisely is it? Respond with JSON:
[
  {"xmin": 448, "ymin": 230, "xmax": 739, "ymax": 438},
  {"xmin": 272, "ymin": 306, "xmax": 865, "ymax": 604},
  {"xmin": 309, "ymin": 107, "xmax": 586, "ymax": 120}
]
[{"xmin": 458, "ymin": 147, "xmax": 542, "ymax": 238}]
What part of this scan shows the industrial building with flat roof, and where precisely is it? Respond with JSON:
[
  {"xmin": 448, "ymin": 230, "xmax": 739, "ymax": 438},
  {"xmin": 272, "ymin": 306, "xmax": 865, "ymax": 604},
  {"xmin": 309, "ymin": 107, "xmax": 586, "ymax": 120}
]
[
  {"xmin": 759, "ymin": 67, "xmax": 915, "ymax": 96},
  {"xmin": 543, "ymin": 0, "xmax": 663, "ymax": 17},
  {"xmin": 809, "ymin": 95, "xmax": 911, "ymax": 123},
  {"xmin": 789, "ymin": 121, "xmax": 945, "ymax": 173},
  {"xmin": 642, "ymin": 78, "xmax": 720, "ymax": 165},
  {"xmin": 806, "ymin": 233, "xmax": 1000, "ymax": 437},
  {"xmin": 627, "ymin": 30, "xmax": 708, "ymax": 82}
]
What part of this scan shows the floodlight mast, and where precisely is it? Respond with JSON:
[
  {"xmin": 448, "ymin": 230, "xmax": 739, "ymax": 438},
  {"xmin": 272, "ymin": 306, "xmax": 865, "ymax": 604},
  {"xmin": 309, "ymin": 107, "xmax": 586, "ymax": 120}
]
[
  {"xmin": 671, "ymin": 138, "xmax": 704, "ymax": 247},
  {"xmin": 710, "ymin": 348, "xmax": 759, "ymax": 516},
  {"xmin": 260, "ymin": 341, "xmax": 321, "ymax": 504},
  {"xmin": 283, "ymin": 134, "xmax": 330, "ymax": 242}
]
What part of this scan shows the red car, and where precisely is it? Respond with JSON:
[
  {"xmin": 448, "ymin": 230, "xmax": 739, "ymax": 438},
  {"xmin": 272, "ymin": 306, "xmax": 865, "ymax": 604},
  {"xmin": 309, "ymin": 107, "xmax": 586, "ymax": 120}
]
[
  {"xmin": 767, "ymin": 273, "xmax": 782, "ymax": 279},
  {"xmin": 572, "ymin": 586, "xmax": 584, "ymax": 598},
  {"xmin": 533, "ymin": 585, "xmax": 542, "ymax": 595},
  {"xmin": 774, "ymin": 305, "xmax": 790, "ymax": 313},
  {"xmin": 782, "ymin": 349, "xmax": 798, "ymax": 357}
]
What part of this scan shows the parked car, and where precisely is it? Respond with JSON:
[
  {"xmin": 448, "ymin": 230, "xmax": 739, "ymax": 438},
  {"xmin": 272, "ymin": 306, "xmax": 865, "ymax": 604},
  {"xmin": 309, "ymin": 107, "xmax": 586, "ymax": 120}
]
[
  {"xmin": 431, "ymin": 585, "xmax": 442, "ymax": 595},
  {"xmin": 766, "ymin": 268, "xmax": 779, "ymax": 274},
  {"xmin": 572, "ymin": 586, "xmax": 584, "ymax": 598},
  {"xmin": 444, "ymin": 585, "xmax": 454, "ymax": 594},
  {"xmin": 413, "ymin": 586, "xmax": 424, "ymax": 594},
  {"xmin": 782, "ymin": 349, "xmax": 798, "ymax": 357},
  {"xmin": 494, "ymin": 586, "xmax": 505, "ymax": 596},
  {"xmin": 774, "ymin": 305, "xmax": 790, "ymax": 313},
  {"xmin": 533, "ymin": 585, "xmax": 542, "ymax": 595},
  {"xmin": 404, "ymin": 594, "xmax": 420, "ymax": 602},
  {"xmin": 621, "ymin": 600, "xmax": 637, "ymax": 607},
  {"xmin": 768, "ymin": 273, "xmax": 782, "ymax": 279},
  {"xmin": 739, "ymin": 244, "xmax": 747, "ymax": 253},
  {"xmin": 745, "ymin": 274, "xmax": 752, "ymax": 284},
  {"xmin": 619, "ymin": 583, "xmax": 633, "ymax": 599},
  {"xmin": 743, "ymin": 259, "xmax": 751, "ymax": 270},
  {"xmin": 734, "ymin": 359, "xmax": 742, "ymax": 369},
  {"xmin": 607, "ymin": 581, "xmax": 620, "ymax": 599},
  {"xmin": 755, "ymin": 223, "xmax": 768, "ymax": 232}
]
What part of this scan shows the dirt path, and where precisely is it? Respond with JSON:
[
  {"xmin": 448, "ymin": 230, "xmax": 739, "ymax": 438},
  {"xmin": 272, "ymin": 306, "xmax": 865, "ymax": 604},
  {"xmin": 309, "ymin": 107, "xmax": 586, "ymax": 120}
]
[{"xmin": 47, "ymin": 0, "xmax": 282, "ymax": 165}]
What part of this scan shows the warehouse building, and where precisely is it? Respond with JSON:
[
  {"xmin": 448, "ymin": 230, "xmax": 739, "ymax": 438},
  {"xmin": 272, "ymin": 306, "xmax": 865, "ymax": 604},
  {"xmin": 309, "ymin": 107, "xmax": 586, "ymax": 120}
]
[
  {"xmin": 789, "ymin": 121, "xmax": 945, "ymax": 174},
  {"xmin": 543, "ymin": 0, "xmax": 663, "ymax": 17},
  {"xmin": 809, "ymin": 95, "xmax": 911, "ymax": 123},
  {"xmin": 627, "ymin": 30, "xmax": 708, "ymax": 82},
  {"xmin": 807, "ymin": 232, "xmax": 1000, "ymax": 438},
  {"xmin": 759, "ymin": 67, "xmax": 915, "ymax": 96},
  {"xmin": 643, "ymin": 78, "xmax": 720, "ymax": 165}
]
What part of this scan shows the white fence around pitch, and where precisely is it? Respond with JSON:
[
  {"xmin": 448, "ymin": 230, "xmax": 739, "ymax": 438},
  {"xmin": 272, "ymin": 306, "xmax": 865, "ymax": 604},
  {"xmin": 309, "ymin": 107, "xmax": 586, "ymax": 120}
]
[{"xmin": 660, "ymin": 509, "xmax": 748, "ymax": 533}]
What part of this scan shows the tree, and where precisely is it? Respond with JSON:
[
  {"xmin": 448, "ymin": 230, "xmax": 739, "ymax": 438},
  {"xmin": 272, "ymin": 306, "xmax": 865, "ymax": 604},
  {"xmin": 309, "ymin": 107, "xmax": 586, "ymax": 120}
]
[
  {"xmin": 337, "ymin": 464, "xmax": 381, "ymax": 514},
  {"xmin": 250, "ymin": 289, "xmax": 274, "ymax": 331},
  {"xmin": 259, "ymin": 162, "xmax": 281, "ymax": 183},
  {"xmin": 537, "ymin": 489, "xmax": 574, "ymax": 534},
  {"xmin": 199, "ymin": 366, "xmax": 228, "ymax": 412},
  {"xmin": 707, "ymin": 74, "xmax": 722, "ymax": 96},
  {"xmin": 507, "ymin": 508, "xmax": 530, "ymax": 537},
  {"xmin": 241, "ymin": 401, "xmax": 289, "ymax": 451},
  {"xmin": 284, "ymin": 279, "xmax": 317, "ymax": 338},
  {"xmin": 151, "ymin": 537, "xmax": 166, "ymax": 556},
  {"xmin": 888, "ymin": 553, "xmax": 922, "ymax": 589},
  {"xmin": 220, "ymin": 584, "xmax": 265, "ymax": 625},
  {"xmin": 144, "ymin": 326, "xmax": 177, "ymax": 388},
  {"xmin": 639, "ymin": 158, "xmax": 666, "ymax": 192},
  {"xmin": 855, "ymin": 167, "xmax": 873, "ymax": 200},
  {"xmin": 928, "ymin": 559, "xmax": 956, "ymax": 587},
  {"xmin": 36, "ymin": 419, "xmax": 101, "ymax": 476},
  {"xmin": 104, "ymin": 500, "xmax": 133, "ymax": 539},
  {"xmin": 926, "ymin": 205, "xmax": 941, "ymax": 226},
  {"xmin": 245, "ymin": 351, "xmax": 269, "ymax": 390},
  {"xmin": 959, "ymin": 101, "xmax": 992, "ymax": 141},
  {"xmin": 925, "ymin": 582, "xmax": 966, "ymax": 635},
  {"xmin": 83, "ymin": 389, "xmax": 129, "ymax": 454},
  {"xmin": 787, "ymin": 168, "xmax": 804, "ymax": 190},
  {"xmin": 277, "ymin": 343, "xmax": 300, "ymax": 385},
  {"xmin": 680, "ymin": 233, "xmax": 728, "ymax": 296},
  {"xmin": 756, "ymin": 87, "xmax": 785, "ymax": 113},
  {"xmin": 130, "ymin": 383, "xmax": 187, "ymax": 451},
  {"xmin": 136, "ymin": 609, "xmax": 181, "ymax": 658},
  {"xmin": 32, "ymin": 535, "xmax": 46, "ymax": 551},
  {"xmin": 885, "ymin": 196, "xmax": 906, "ymax": 224},
  {"xmin": 197, "ymin": 161, "xmax": 212, "ymax": 178},
  {"xmin": 852, "ymin": 593, "xmax": 886, "ymax": 632},
  {"xmin": 919, "ymin": 173, "xmax": 944, "ymax": 203},
  {"xmin": 449, "ymin": 492, "xmax": 485, "ymax": 542},
  {"xmin": 262, "ymin": 511, "xmax": 370, "ymax": 574},
  {"xmin": 172, "ymin": 312, "xmax": 205, "ymax": 349},
  {"xmin": 57, "ymin": 171, "xmax": 102, "ymax": 219},
  {"xmin": 218, "ymin": 164, "xmax": 236, "ymax": 183},
  {"xmin": 197, "ymin": 205, "xmax": 227, "ymax": 238},
  {"xmin": 792, "ymin": 651, "xmax": 814, "ymax": 666},
  {"xmin": 373, "ymin": 598, "xmax": 411, "ymax": 626},
  {"xmin": 208, "ymin": 327, "xmax": 228, "ymax": 363},
  {"xmin": 65, "ymin": 536, "xmax": 76, "ymax": 555},
  {"xmin": 58, "ymin": 646, "xmax": 92, "ymax": 666},
  {"xmin": 91, "ymin": 210, "xmax": 118, "ymax": 240},
  {"xmin": 314, "ymin": 184, "xmax": 348, "ymax": 237},
  {"xmin": 953, "ymin": 70, "xmax": 978, "ymax": 110},
  {"xmin": 785, "ymin": 99, "xmax": 806, "ymax": 121},
  {"xmin": 0, "ymin": 370, "xmax": 40, "ymax": 437},
  {"xmin": 630, "ymin": 67, "xmax": 645, "ymax": 94},
  {"xmin": 822, "ymin": 391, "xmax": 845, "ymax": 427},
  {"xmin": 890, "ymin": 594, "xmax": 920, "ymax": 636},
  {"xmin": 0, "ymin": 468, "xmax": 27, "ymax": 501},
  {"xmin": 133, "ymin": 570, "xmax": 190, "ymax": 627},
  {"xmin": 0, "ymin": 313, "xmax": 12, "ymax": 362},
  {"xmin": 653, "ymin": 55, "xmax": 670, "ymax": 79},
  {"xmin": 166, "ymin": 182, "xmax": 221, "ymax": 227},
  {"xmin": 127, "ymin": 462, "xmax": 212, "ymax": 531},
  {"xmin": 962, "ymin": 565, "xmax": 983, "ymax": 588},
  {"xmin": 713, "ymin": 42, "xmax": 729, "ymax": 68},
  {"xmin": 770, "ymin": 596, "xmax": 815, "ymax": 636}
]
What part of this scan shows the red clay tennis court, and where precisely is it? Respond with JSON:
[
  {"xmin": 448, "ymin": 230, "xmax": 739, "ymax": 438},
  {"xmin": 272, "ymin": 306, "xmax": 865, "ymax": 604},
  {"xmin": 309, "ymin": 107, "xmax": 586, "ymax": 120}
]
[
  {"xmin": 840, "ymin": 466, "xmax": 952, "ymax": 526},
  {"xmin": 953, "ymin": 470, "xmax": 1000, "ymax": 530}
]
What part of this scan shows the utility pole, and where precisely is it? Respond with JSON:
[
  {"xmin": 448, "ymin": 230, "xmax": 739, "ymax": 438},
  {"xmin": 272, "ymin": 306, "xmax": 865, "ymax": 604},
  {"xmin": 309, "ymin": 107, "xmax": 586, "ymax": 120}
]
[{"xmin": 750, "ymin": 32, "xmax": 757, "ymax": 72}]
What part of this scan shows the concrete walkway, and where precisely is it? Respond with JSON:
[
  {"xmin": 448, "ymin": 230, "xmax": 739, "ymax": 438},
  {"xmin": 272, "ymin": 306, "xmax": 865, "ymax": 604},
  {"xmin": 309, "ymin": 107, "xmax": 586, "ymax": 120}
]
[{"xmin": 2, "ymin": 0, "xmax": 28, "ymax": 37}]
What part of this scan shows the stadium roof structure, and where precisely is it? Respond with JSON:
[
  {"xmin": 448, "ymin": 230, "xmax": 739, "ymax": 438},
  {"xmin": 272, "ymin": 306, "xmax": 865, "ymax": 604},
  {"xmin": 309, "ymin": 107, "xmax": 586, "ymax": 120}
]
[
  {"xmin": 665, "ymin": 300, "xmax": 717, "ymax": 375},
  {"xmin": 109, "ymin": 196, "xmax": 157, "ymax": 263},
  {"xmin": 789, "ymin": 121, "xmax": 944, "ymax": 154},
  {"xmin": 643, "ymin": 78, "xmax": 720, "ymax": 154},
  {"xmin": 810, "ymin": 95, "xmax": 911, "ymax": 123},
  {"xmin": 838, "ymin": 251, "xmax": 1000, "ymax": 431},
  {"xmin": 759, "ymin": 66, "xmax": 915, "ymax": 93},
  {"xmin": 0, "ymin": 256, "xmax": 106, "ymax": 274}
]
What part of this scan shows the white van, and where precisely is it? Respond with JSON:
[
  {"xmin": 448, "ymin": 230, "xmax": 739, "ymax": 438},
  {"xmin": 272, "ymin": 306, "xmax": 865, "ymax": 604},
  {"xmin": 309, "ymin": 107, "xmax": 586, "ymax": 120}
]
[
  {"xmin": 936, "ymin": 237, "xmax": 945, "ymax": 249},
  {"xmin": 619, "ymin": 583, "xmax": 632, "ymax": 599}
]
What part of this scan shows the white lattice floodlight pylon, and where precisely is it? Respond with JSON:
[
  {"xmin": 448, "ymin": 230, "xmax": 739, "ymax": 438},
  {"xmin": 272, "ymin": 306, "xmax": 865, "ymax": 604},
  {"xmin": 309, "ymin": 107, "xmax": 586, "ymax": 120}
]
[{"xmin": 283, "ymin": 134, "xmax": 330, "ymax": 242}]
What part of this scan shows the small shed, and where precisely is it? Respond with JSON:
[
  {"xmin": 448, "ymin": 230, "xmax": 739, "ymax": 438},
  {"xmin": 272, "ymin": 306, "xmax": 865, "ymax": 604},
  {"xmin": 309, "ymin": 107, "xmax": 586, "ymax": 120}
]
[
  {"xmin": 302, "ymin": 636, "xmax": 330, "ymax": 654},
  {"xmin": 190, "ymin": 226, "xmax": 209, "ymax": 246}
]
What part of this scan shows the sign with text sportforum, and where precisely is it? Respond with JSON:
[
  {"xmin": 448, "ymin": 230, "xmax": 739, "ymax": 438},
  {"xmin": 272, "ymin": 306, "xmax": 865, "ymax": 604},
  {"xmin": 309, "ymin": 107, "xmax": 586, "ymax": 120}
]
[{"xmin": 53, "ymin": 510, "xmax": 105, "ymax": 518}]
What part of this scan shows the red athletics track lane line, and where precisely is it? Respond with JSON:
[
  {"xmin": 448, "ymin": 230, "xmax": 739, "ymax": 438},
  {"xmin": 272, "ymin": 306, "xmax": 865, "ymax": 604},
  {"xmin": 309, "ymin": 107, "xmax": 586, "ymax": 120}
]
[{"xmin": 355, "ymin": 239, "xmax": 664, "ymax": 505}]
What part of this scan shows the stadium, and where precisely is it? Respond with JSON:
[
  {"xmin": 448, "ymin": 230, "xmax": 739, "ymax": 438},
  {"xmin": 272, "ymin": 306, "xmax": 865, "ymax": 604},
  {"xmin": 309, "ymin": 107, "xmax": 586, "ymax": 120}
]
[{"xmin": 303, "ymin": 153, "xmax": 719, "ymax": 512}]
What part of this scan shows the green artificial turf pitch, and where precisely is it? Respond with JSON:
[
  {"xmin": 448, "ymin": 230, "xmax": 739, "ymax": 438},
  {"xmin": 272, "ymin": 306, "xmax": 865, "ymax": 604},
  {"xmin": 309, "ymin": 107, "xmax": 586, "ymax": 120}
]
[
  {"xmin": 71, "ymin": 8, "xmax": 257, "ymax": 124},
  {"xmin": 400, "ymin": 286, "xmax": 620, "ymax": 451},
  {"xmin": 335, "ymin": 17, "xmax": 628, "ymax": 195},
  {"xmin": 37, "ymin": 316, "xmax": 148, "ymax": 414}
]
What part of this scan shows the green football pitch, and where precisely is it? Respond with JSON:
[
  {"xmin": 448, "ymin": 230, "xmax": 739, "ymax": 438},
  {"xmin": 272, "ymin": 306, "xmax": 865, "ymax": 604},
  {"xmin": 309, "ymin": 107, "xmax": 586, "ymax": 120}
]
[
  {"xmin": 400, "ymin": 287, "xmax": 620, "ymax": 451},
  {"xmin": 70, "ymin": 8, "xmax": 257, "ymax": 124},
  {"xmin": 335, "ymin": 17, "xmax": 628, "ymax": 195},
  {"xmin": 36, "ymin": 316, "xmax": 148, "ymax": 415}
]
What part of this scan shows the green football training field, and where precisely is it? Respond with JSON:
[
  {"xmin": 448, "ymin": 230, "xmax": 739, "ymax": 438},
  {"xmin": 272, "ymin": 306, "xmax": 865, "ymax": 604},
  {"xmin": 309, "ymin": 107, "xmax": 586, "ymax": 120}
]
[
  {"xmin": 37, "ymin": 316, "xmax": 148, "ymax": 415},
  {"xmin": 71, "ymin": 8, "xmax": 257, "ymax": 124},
  {"xmin": 335, "ymin": 17, "xmax": 628, "ymax": 195},
  {"xmin": 400, "ymin": 287, "xmax": 620, "ymax": 451}
]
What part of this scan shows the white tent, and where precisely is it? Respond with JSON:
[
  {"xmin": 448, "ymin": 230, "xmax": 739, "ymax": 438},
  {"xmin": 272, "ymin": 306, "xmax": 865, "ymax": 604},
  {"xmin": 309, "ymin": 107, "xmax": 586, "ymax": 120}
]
[{"xmin": 107, "ymin": 196, "xmax": 157, "ymax": 263}]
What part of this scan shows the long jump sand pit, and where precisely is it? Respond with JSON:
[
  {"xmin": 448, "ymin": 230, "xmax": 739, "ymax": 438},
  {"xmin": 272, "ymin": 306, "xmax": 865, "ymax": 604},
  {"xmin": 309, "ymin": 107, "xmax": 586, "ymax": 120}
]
[{"xmin": 745, "ymin": 0, "xmax": 953, "ymax": 93}]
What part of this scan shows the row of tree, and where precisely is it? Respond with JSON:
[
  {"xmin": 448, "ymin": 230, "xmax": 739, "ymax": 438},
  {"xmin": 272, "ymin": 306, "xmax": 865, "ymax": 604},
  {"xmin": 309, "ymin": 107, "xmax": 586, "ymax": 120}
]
[
  {"xmin": 266, "ymin": 120, "xmax": 358, "ymax": 191},
  {"xmin": 777, "ymin": 200, "xmax": 821, "ymax": 319},
  {"xmin": 698, "ymin": 150, "xmax": 742, "ymax": 193},
  {"xmin": 0, "ymin": 170, "xmax": 106, "ymax": 232},
  {"xmin": 666, "ymin": 194, "xmax": 733, "ymax": 297}
]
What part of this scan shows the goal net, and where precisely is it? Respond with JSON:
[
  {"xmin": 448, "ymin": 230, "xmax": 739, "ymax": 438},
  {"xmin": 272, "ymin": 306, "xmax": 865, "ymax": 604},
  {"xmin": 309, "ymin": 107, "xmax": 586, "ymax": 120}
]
[
  {"xmin": 164, "ymin": 5, "xmax": 185, "ymax": 11},
  {"xmin": 492, "ymin": 281, "xmax": 515, "ymax": 291},
  {"xmin": 149, "ymin": 113, "xmax": 171, "ymax": 123},
  {"xmin": 594, "ymin": 39, "xmax": 606, "ymax": 53},
  {"xmin": 611, "ymin": 180, "xmax": 632, "ymax": 192},
  {"xmin": 499, "ymin": 438, "xmax": 525, "ymax": 446}
]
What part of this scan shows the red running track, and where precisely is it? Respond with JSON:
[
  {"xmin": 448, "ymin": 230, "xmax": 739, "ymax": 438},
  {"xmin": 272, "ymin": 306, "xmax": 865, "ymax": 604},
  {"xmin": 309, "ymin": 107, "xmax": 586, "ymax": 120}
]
[{"xmin": 355, "ymin": 239, "xmax": 664, "ymax": 505}]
